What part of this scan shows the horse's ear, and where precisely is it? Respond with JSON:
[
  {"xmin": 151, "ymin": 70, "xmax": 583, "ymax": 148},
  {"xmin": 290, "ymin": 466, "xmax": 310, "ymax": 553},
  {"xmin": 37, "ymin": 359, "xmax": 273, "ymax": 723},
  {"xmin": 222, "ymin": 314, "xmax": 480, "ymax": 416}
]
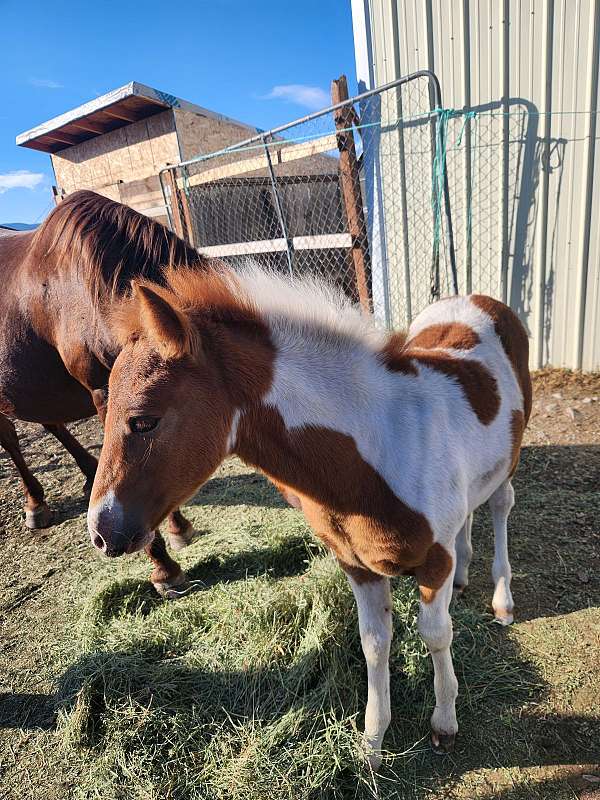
[{"xmin": 132, "ymin": 282, "xmax": 197, "ymax": 359}]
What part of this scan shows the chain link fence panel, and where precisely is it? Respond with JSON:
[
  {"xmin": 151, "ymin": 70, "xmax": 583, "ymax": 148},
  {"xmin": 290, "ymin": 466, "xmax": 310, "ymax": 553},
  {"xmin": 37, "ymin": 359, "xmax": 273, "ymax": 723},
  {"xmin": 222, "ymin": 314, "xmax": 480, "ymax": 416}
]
[{"xmin": 160, "ymin": 72, "xmax": 458, "ymax": 329}]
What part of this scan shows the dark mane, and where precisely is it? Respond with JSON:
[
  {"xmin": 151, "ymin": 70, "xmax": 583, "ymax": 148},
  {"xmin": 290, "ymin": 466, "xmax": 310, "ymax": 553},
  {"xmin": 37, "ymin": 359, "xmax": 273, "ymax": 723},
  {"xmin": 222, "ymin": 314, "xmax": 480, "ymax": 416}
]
[{"xmin": 31, "ymin": 190, "xmax": 205, "ymax": 297}]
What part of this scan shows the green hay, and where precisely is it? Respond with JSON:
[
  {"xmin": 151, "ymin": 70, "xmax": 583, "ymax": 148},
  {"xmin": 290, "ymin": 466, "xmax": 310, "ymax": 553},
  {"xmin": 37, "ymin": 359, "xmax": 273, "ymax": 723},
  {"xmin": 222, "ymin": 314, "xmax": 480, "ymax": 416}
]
[{"xmin": 54, "ymin": 470, "xmax": 541, "ymax": 800}]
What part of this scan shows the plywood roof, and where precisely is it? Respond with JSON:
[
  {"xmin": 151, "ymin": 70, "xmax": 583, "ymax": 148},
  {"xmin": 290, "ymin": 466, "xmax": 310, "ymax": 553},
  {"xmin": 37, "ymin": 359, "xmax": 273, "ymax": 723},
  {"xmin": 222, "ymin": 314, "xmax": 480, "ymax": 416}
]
[{"xmin": 16, "ymin": 82, "xmax": 258, "ymax": 154}]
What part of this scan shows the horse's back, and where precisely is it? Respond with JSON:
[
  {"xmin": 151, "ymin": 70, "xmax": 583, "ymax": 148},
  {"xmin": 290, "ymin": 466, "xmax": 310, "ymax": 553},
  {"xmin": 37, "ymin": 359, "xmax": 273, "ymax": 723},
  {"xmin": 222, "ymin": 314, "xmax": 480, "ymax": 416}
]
[{"xmin": 406, "ymin": 294, "xmax": 531, "ymax": 422}]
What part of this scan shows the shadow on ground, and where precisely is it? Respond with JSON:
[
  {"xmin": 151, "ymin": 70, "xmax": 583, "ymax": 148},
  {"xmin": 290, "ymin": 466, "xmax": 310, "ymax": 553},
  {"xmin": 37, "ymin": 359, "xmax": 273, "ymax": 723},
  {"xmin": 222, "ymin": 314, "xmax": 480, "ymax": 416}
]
[
  {"xmin": 189, "ymin": 472, "xmax": 288, "ymax": 509},
  {"xmin": 47, "ymin": 622, "xmax": 599, "ymax": 799},
  {"xmin": 0, "ymin": 692, "xmax": 56, "ymax": 731}
]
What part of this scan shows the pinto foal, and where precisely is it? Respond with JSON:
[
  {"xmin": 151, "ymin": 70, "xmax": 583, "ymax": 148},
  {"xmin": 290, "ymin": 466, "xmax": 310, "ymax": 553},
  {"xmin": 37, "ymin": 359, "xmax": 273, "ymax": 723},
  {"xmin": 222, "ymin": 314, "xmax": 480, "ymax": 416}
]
[{"xmin": 88, "ymin": 266, "xmax": 531, "ymax": 766}]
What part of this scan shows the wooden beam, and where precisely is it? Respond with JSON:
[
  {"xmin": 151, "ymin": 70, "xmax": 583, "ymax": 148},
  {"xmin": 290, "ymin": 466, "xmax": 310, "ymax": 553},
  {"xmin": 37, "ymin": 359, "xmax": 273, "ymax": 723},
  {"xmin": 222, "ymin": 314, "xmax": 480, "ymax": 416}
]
[
  {"xmin": 104, "ymin": 107, "xmax": 142, "ymax": 123},
  {"xmin": 178, "ymin": 188, "xmax": 196, "ymax": 247},
  {"xmin": 181, "ymin": 134, "xmax": 338, "ymax": 188},
  {"xmin": 165, "ymin": 170, "xmax": 186, "ymax": 239},
  {"xmin": 70, "ymin": 119, "xmax": 108, "ymax": 134},
  {"xmin": 45, "ymin": 131, "xmax": 82, "ymax": 146},
  {"xmin": 198, "ymin": 233, "xmax": 352, "ymax": 258},
  {"xmin": 331, "ymin": 75, "xmax": 371, "ymax": 312}
]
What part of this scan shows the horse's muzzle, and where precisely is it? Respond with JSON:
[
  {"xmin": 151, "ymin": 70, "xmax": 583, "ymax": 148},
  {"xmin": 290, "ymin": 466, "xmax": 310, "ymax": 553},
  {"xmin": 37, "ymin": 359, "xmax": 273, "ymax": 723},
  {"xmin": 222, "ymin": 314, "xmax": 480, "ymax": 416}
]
[{"xmin": 87, "ymin": 491, "xmax": 153, "ymax": 557}]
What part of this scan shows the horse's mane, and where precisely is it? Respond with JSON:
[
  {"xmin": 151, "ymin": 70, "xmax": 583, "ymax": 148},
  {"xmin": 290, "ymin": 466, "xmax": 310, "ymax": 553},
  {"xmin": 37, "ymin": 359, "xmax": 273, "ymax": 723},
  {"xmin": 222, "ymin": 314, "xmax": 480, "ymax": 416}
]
[
  {"xmin": 30, "ymin": 190, "xmax": 204, "ymax": 298},
  {"xmin": 115, "ymin": 262, "xmax": 391, "ymax": 354}
]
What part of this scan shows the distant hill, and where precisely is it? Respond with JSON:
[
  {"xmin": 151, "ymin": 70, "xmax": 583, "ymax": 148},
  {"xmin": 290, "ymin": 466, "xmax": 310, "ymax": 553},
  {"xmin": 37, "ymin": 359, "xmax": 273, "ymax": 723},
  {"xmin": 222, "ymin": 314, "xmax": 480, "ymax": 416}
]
[{"xmin": 0, "ymin": 222, "xmax": 38, "ymax": 231}]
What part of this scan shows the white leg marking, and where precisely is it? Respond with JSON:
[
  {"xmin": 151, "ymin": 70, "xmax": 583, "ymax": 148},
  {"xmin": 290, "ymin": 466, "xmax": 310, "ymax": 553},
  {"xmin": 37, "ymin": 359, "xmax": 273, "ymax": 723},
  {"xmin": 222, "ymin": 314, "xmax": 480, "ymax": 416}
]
[
  {"xmin": 454, "ymin": 513, "xmax": 473, "ymax": 590},
  {"xmin": 347, "ymin": 574, "xmax": 393, "ymax": 769},
  {"xmin": 226, "ymin": 409, "xmax": 240, "ymax": 454},
  {"xmin": 489, "ymin": 479, "xmax": 515, "ymax": 625},
  {"xmin": 417, "ymin": 546, "xmax": 458, "ymax": 745}
]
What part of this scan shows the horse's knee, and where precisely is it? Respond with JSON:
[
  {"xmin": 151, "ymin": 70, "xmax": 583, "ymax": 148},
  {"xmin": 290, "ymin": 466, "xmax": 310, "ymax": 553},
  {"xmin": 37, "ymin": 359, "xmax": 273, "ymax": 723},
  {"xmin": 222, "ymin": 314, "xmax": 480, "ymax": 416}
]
[
  {"xmin": 489, "ymin": 481, "xmax": 514, "ymax": 514},
  {"xmin": 361, "ymin": 621, "xmax": 392, "ymax": 666},
  {"xmin": 418, "ymin": 610, "xmax": 452, "ymax": 653}
]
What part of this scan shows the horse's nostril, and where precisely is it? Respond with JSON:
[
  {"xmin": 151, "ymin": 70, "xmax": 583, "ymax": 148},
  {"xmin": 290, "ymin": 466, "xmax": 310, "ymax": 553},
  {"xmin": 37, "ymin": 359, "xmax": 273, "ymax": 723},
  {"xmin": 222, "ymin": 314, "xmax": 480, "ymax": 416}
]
[{"xmin": 93, "ymin": 533, "xmax": 106, "ymax": 552}]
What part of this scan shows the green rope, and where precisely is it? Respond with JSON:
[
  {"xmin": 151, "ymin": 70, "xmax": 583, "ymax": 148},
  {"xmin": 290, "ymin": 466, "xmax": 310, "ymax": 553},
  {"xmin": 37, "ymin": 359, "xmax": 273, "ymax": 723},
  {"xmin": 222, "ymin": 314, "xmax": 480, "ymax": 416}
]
[
  {"xmin": 431, "ymin": 108, "xmax": 454, "ymax": 271},
  {"xmin": 430, "ymin": 108, "xmax": 479, "ymax": 295}
]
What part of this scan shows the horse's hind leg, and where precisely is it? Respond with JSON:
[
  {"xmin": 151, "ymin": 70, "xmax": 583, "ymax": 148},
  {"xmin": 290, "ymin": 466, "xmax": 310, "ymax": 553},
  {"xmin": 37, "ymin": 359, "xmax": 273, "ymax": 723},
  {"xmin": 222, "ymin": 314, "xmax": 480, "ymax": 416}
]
[
  {"xmin": 453, "ymin": 513, "xmax": 473, "ymax": 595},
  {"xmin": 43, "ymin": 423, "xmax": 98, "ymax": 494},
  {"xmin": 0, "ymin": 413, "xmax": 52, "ymax": 528},
  {"xmin": 416, "ymin": 542, "xmax": 458, "ymax": 754},
  {"xmin": 166, "ymin": 508, "xmax": 197, "ymax": 551},
  {"xmin": 489, "ymin": 479, "xmax": 515, "ymax": 625},
  {"xmin": 144, "ymin": 531, "xmax": 188, "ymax": 598}
]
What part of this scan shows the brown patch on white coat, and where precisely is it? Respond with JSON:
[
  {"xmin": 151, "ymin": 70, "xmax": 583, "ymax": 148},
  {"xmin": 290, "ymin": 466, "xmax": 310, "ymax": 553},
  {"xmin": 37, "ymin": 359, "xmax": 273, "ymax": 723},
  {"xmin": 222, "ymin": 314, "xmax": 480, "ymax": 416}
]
[{"xmin": 88, "ymin": 266, "xmax": 531, "ymax": 768}]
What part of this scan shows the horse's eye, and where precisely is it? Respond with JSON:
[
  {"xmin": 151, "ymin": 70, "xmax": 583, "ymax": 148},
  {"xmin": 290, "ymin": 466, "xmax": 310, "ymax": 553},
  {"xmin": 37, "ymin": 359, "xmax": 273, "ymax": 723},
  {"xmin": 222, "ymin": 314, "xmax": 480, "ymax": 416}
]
[{"xmin": 129, "ymin": 416, "xmax": 159, "ymax": 434}]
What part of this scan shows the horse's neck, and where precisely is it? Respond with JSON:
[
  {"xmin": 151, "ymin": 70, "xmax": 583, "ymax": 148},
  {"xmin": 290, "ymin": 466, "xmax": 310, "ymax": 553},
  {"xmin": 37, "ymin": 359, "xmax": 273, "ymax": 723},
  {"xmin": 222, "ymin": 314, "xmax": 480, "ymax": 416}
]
[
  {"xmin": 232, "ymin": 327, "xmax": 413, "ymax": 504},
  {"xmin": 261, "ymin": 326, "xmax": 393, "ymax": 444}
]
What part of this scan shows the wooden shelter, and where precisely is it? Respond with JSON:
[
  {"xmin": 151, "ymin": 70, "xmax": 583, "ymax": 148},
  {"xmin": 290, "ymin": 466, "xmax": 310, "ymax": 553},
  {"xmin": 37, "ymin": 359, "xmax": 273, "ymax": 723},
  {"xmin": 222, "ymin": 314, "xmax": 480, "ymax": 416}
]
[{"xmin": 16, "ymin": 82, "xmax": 261, "ymax": 224}]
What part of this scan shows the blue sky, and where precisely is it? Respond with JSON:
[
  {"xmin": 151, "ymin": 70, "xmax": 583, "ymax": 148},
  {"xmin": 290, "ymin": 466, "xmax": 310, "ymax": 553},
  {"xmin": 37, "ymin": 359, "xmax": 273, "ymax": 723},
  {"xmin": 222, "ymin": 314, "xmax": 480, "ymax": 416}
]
[{"xmin": 0, "ymin": 0, "xmax": 356, "ymax": 224}]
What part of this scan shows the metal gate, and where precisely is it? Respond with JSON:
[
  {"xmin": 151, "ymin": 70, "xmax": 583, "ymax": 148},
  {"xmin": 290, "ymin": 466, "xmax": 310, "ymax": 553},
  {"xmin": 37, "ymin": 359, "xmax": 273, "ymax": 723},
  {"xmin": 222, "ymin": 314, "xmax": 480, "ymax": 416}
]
[{"xmin": 159, "ymin": 71, "xmax": 457, "ymax": 328}]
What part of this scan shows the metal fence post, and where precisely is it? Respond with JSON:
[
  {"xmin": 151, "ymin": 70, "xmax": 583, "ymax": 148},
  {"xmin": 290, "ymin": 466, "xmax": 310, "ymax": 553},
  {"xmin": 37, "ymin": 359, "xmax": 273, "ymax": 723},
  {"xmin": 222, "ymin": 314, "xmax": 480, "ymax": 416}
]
[{"xmin": 262, "ymin": 136, "xmax": 294, "ymax": 278}]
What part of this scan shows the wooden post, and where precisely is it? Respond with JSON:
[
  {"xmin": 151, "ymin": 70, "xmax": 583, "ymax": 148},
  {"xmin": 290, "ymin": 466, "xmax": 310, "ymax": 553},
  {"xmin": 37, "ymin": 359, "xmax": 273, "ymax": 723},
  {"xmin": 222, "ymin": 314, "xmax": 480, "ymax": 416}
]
[
  {"xmin": 331, "ymin": 75, "xmax": 371, "ymax": 312},
  {"xmin": 165, "ymin": 169, "xmax": 186, "ymax": 241}
]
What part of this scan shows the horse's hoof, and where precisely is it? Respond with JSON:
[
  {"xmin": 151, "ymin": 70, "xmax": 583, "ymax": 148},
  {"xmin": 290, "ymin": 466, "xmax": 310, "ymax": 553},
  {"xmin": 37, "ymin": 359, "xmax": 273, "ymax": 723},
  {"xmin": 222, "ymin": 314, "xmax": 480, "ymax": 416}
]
[
  {"xmin": 168, "ymin": 521, "xmax": 198, "ymax": 552},
  {"xmin": 151, "ymin": 570, "xmax": 189, "ymax": 599},
  {"xmin": 452, "ymin": 583, "xmax": 467, "ymax": 600},
  {"xmin": 431, "ymin": 730, "xmax": 456, "ymax": 755},
  {"xmin": 493, "ymin": 609, "xmax": 514, "ymax": 626},
  {"xmin": 363, "ymin": 750, "xmax": 383, "ymax": 771},
  {"xmin": 361, "ymin": 734, "xmax": 384, "ymax": 771},
  {"xmin": 24, "ymin": 503, "xmax": 53, "ymax": 529}
]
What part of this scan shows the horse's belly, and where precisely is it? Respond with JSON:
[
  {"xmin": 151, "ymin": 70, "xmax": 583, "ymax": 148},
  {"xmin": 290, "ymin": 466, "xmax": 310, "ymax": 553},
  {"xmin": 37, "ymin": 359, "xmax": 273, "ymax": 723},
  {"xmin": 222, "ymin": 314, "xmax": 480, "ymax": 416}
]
[{"xmin": 0, "ymin": 325, "xmax": 95, "ymax": 423}]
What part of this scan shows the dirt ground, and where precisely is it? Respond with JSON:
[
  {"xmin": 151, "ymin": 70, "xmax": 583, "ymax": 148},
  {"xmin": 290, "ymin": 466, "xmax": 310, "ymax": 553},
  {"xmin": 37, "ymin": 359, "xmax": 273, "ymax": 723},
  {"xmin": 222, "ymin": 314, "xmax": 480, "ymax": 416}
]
[{"xmin": 0, "ymin": 369, "xmax": 598, "ymax": 799}]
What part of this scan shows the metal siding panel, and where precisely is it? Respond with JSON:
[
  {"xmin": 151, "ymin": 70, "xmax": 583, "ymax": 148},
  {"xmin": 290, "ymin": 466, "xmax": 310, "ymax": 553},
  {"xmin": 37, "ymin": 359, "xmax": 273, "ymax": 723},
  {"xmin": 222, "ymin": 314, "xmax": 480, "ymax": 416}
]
[{"xmin": 356, "ymin": 0, "xmax": 600, "ymax": 368}]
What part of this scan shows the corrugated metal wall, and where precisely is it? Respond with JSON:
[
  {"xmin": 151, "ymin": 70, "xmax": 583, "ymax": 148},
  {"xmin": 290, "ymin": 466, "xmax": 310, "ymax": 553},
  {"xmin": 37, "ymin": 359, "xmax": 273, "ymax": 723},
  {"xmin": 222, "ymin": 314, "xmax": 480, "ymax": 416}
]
[{"xmin": 352, "ymin": 0, "xmax": 600, "ymax": 370}]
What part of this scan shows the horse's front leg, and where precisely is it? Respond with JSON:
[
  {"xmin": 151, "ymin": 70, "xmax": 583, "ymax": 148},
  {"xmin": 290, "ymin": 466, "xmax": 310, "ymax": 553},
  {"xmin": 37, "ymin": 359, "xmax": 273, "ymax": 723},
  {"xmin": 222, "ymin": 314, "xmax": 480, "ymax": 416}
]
[
  {"xmin": 43, "ymin": 423, "xmax": 98, "ymax": 495},
  {"xmin": 415, "ymin": 542, "xmax": 458, "ymax": 753},
  {"xmin": 144, "ymin": 530, "xmax": 188, "ymax": 598},
  {"xmin": 345, "ymin": 570, "xmax": 393, "ymax": 770},
  {"xmin": 166, "ymin": 508, "xmax": 197, "ymax": 551}
]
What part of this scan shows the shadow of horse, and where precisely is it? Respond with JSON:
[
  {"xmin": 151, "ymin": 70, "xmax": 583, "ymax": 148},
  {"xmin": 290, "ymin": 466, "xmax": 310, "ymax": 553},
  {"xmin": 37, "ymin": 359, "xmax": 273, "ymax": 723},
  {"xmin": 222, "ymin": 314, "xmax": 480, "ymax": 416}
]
[
  {"xmin": 188, "ymin": 471, "xmax": 288, "ymax": 509},
  {"xmin": 32, "ymin": 626, "xmax": 599, "ymax": 798}
]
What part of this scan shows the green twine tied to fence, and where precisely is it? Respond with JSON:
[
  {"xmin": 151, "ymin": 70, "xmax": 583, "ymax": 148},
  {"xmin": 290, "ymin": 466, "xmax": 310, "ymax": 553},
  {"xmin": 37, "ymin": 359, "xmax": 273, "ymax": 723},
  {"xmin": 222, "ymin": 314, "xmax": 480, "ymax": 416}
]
[
  {"xmin": 431, "ymin": 108, "xmax": 478, "ymax": 296},
  {"xmin": 431, "ymin": 108, "xmax": 455, "ymax": 295}
]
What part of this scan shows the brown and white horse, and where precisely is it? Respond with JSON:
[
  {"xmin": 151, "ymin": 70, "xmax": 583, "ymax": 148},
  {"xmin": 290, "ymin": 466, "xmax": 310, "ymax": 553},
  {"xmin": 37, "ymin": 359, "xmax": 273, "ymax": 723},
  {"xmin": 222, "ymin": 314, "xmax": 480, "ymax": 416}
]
[
  {"xmin": 0, "ymin": 191, "xmax": 212, "ymax": 593},
  {"xmin": 87, "ymin": 264, "xmax": 531, "ymax": 767}
]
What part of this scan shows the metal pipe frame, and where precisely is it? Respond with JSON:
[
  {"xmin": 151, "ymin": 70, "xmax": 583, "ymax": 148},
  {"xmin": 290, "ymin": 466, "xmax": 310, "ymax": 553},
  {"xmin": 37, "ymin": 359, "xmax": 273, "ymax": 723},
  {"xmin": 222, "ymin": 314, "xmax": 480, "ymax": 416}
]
[{"xmin": 159, "ymin": 69, "xmax": 459, "ymax": 300}]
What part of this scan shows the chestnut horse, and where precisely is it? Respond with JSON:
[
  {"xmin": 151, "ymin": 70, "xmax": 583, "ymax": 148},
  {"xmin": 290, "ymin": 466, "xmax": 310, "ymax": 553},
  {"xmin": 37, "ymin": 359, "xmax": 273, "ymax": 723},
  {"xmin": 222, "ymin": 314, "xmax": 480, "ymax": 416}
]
[
  {"xmin": 87, "ymin": 264, "xmax": 531, "ymax": 767},
  {"xmin": 0, "ymin": 190, "xmax": 211, "ymax": 593}
]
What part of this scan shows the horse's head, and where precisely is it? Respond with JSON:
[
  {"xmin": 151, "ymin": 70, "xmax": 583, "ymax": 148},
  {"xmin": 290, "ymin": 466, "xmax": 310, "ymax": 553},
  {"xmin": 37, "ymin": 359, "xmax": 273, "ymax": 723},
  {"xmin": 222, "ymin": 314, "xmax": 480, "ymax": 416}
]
[{"xmin": 87, "ymin": 282, "xmax": 235, "ymax": 557}]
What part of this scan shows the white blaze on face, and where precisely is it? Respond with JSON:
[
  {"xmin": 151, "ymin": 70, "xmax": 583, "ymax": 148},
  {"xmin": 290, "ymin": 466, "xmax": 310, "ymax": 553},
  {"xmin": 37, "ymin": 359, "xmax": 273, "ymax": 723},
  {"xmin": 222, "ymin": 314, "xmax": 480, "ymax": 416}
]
[{"xmin": 87, "ymin": 489, "xmax": 124, "ymax": 552}]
